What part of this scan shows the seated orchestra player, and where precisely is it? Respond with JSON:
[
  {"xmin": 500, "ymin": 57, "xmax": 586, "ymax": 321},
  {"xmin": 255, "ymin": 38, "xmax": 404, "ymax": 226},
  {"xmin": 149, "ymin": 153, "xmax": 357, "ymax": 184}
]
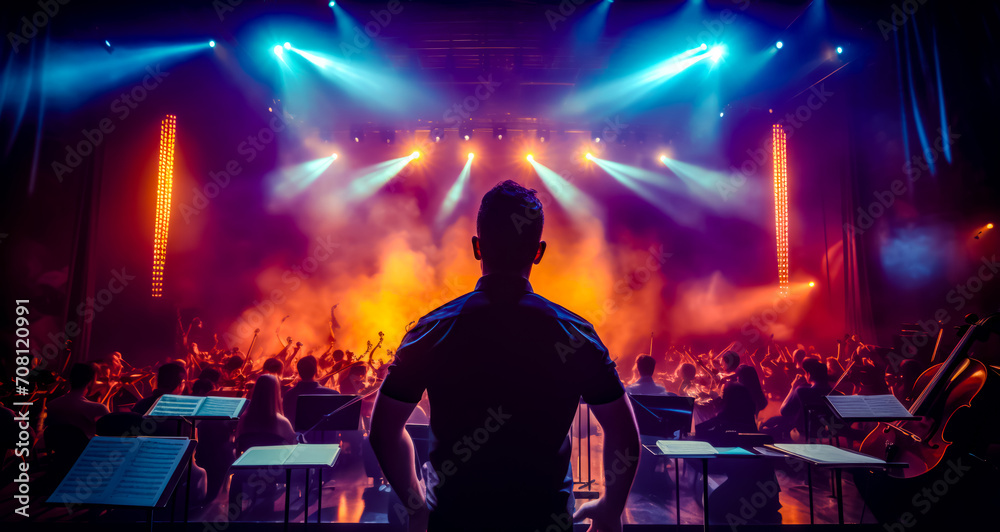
[
  {"xmin": 283, "ymin": 355, "xmax": 339, "ymax": 429},
  {"xmin": 261, "ymin": 357, "xmax": 284, "ymax": 378},
  {"xmin": 761, "ymin": 358, "xmax": 832, "ymax": 441},
  {"xmin": 626, "ymin": 355, "xmax": 672, "ymax": 396},
  {"xmin": 45, "ymin": 362, "xmax": 110, "ymax": 439},
  {"xmin": 190, "ymin": 376, "xmax": 236, "ymax": 502},
  {"xmin": 369, "ymin": 181, "xmax": 641, "ymax": 532},
  {"xmin": 696, "ymin": 384, "xmax": 781, "ymax": 525},
  {"xmin": 236, "ymin": 374, "xmax": 296, "ymax": 446},
  {"xmin": 132, "ymin": 362, "xmax": 186, "ymax": 415},
  {"xmin": 733, "ymin": 364, "xmax": 768, "ymax": 418},
  {"xmin": 716, "ymin": 351, "xmax": 741, "ymax": 383},
  {"xmin": 675, "ymin": 362, "xmax": 698, "ymax": 396}
]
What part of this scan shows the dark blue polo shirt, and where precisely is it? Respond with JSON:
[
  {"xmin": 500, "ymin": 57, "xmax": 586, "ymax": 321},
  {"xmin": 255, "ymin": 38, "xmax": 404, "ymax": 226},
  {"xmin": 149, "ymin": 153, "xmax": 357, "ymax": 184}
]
[{"xmin": 379, "ymin": 274, "xmax": 625, "ymax": 531}]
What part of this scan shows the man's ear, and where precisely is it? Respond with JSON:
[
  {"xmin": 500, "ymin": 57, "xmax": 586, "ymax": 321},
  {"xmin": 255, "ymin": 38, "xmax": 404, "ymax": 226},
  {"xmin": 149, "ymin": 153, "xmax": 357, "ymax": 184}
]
[
  {"xmin": 471, "ymin": 236, "xmax": 482, "ymax": 260},
  {"xmin": 533, "ymin": 241, "xmax": 547, "ymax": 264}
]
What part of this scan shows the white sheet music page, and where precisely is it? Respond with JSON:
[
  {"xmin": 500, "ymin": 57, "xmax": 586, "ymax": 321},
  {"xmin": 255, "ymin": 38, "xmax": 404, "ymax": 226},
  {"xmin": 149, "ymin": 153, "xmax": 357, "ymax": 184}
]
[
  {"xmin": 285, "ymin": 444, "xmax": 341, "ymax": 466},
  {"xmin": 655, "ymin": 440, "xmax": 718, "ymax": 455},
  {"xmin": 827, "ymin": 394, "xmax": 911, "ymax": 420},
  {"xmin": 774, "ymin": 444, "xmax": 885, "ymax": 465}
]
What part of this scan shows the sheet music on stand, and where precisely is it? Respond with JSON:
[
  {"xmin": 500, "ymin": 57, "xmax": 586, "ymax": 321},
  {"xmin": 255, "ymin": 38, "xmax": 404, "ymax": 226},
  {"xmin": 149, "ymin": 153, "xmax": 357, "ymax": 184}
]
[
  {"xmin": 654, "ymin": 440, "xmax": 719, "ymax": 457},
  {"xmin": 145, "ymin": 394, "xmax": 247, "ymax": 419},
  {"xmin": 768, "ymin": 444, "xmax": 887, "ymax": 467},
  {"xmin": 231, "ymin": 444, "xmax": 341, "ymax": 469},
  {"xmin": 825, "ymin": 394, "xmax": 920, "ymax": 422},
  {"xmin": 47, "ymin": 437, "xmax": 194, "ymax": 508}
]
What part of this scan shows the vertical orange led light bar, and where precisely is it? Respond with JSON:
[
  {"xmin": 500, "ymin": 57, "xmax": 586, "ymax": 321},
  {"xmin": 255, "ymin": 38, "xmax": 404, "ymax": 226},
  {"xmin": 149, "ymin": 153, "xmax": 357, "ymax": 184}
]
[
  {"xmin": 773, "ymin": 124, "xmax": 789, "ymax": 297},
  {"xmin": 152, "ymin": 115, "xmax": 176, "ymax": 298}
]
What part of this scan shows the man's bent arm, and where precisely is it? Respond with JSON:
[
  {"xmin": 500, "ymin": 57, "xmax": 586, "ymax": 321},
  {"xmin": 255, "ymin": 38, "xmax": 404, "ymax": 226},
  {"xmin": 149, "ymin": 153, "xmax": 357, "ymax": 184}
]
[
  {"xmin": 590, "ymin": 395, "xmax": 640, "ymax": 511},
  {"xmin": 370, "ymin": 393, "xmax": 425, "ymax": 520}
]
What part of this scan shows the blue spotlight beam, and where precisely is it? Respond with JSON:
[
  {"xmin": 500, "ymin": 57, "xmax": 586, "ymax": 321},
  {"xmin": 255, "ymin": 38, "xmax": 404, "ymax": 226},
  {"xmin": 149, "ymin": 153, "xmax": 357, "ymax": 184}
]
[
  {"xmin": 589, "ymin": 157, "xmax": 703, "ymax": 228},
  {"xmin": 527, "ymin": 159, "xmax": 601, "ymax": 223},
  {"xmin": 287, "ymin": 47, "xmax": 432, "ymax": 114},
  {"xmin": 270, "ymin": 154, "xmax": 338, "ymax": 198},
  {"xmin": 562, "ymin": 45, "xmax": 713, "ymax": 115},
  {"xmin": 437, "ymin": 157, "xmax": 473, "ymax": 224},
  {"xmin": 346, "ymin": 155, "xmax": 416, "ymax": 200},
  {"xmin": 29, "ymin": 42, "xmax": 208, "ymax": 106}
]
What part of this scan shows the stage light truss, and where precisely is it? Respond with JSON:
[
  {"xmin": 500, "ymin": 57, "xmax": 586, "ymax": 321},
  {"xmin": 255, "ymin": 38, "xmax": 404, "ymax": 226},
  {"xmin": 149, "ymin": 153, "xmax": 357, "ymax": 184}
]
[
  {"xmin": 152, "ymin": 114, "xmax": 176, "ymax": 298},
  {"xmin": 773, "ymin": 124, "xmax": 789, "ymax": 297}
]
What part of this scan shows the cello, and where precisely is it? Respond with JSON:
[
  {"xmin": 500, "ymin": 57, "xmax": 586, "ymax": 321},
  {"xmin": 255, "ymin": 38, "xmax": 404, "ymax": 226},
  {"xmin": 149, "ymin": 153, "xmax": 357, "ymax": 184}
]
[{"xmin": 857, "ymin": 313, "xmax": 1000, "ymax": 525}]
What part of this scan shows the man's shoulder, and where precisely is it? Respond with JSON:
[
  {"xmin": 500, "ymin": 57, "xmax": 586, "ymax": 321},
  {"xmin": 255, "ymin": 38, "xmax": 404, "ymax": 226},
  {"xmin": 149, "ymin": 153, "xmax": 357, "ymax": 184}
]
[
  {"xmin": 415, "ymin": 292, "xmax": 479, "ymax": 325},
  {"xmin": 523, "ymin": 293, "xmax": 596, "ymax": 330}
]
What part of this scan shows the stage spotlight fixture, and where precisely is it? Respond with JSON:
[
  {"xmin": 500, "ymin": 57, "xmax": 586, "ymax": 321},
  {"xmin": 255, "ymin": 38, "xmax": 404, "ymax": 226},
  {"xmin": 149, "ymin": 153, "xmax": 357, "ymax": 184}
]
[
  {"xmin": 459, "ymin": 124, "xmax": 473, "ymax": 141},
  {"xmin": 537, "ymin": 129, "xmax": 550, "ymax": 143},
  {"xmin": 592, "ymin": 130, "xmax": 602, "ymax": 143},
  {"xmin": 329, "ymin": 1, "xmax": 335, "ymax": 6},
  {"xmin": 526, "ymin": 154, "xmax": 534, "ymax": 162},
  {"xmin": 988, "ymin": 223, "xmax": 994, "ymax": 229},
  {"xmin": 493, "ymin": 125, "xmax": 507, "ymax": 141},
  {"xmin": 430, "ymin": 127, "xmax": 444, "ymax": 142},
  {"xmin": 659, "ymin": 155, "xmax": 667, "ymax": 164},
  {"xmin": 719, "ymin": 112, "xmax": 724, "ymax": 118},
  {"xmin": 776, "ymin": 41, "xmax": 784, "ymax": 49},
  {"xmin": 209, "ymin": 40, "xmax": 216, "ymax": 48},
  {"xmin": 468, "ymin": 153, "xmax": 475, "ymax": 160},
  {"xmin": 585, "ymin": 153, "xmax": 594, "ymax": 161},
  {"xmin": 709, "ymin": 45, "xmax": 725, "ymax": 62},
  {"xmin": 350, "ymin": 125, "xmax": 365, "ymax": 143},
  {"xmin": 380, "ymin": 129, "xmax": 396, "ymax": 144},
  {"xmin": 808, "ymin": 281, "xmax": 816, "ymax": 287},
  {"xmin": 699, "ymin": 43, "xmax": 708, "ymax": 51},
  {"xmin": 331, "ymin": 153, "xmax": 339, "ymax": 160},
  {"xmin": 411, "ymin": 151, "xmax": 420, "ymax": 159},
  {"xmin": 284, "ymin": 42, "xmax": 291, "ymax": 50},
  {"xmin": 273, "ymin": 45, "xmax": 284, "ymax": 56},
  {"xmin": 103, "ymin": 39, "xmax": 114, "ymax": 54},
  {"xmin": 836, "ymin": 46, "xmax": 843, "ymax": 54}
]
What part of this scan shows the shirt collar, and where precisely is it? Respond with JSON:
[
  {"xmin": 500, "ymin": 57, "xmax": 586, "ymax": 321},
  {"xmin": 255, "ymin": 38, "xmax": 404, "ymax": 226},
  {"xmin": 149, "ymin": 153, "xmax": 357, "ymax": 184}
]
[{"xmin": 474, "ymin": 274, "xmax": 534, "ymax": 294}]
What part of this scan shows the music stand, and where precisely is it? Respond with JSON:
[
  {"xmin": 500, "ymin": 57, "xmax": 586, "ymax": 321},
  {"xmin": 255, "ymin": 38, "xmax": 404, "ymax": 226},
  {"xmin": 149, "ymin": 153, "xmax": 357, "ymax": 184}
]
[
  {"xmin": 295, "ymin": 394, "xmax": 363, "ymax": 437},
  {"xmin": 628, "ymin": 394, "xmax": 695, "ymax": 439}
]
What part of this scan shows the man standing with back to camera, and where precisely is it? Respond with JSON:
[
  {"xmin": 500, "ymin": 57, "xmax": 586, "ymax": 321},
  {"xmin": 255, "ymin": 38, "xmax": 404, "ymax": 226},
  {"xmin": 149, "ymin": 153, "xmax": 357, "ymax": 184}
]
[{"xmin": 370, "ymin": 180, "xmax": 640, "ymax": 532}]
